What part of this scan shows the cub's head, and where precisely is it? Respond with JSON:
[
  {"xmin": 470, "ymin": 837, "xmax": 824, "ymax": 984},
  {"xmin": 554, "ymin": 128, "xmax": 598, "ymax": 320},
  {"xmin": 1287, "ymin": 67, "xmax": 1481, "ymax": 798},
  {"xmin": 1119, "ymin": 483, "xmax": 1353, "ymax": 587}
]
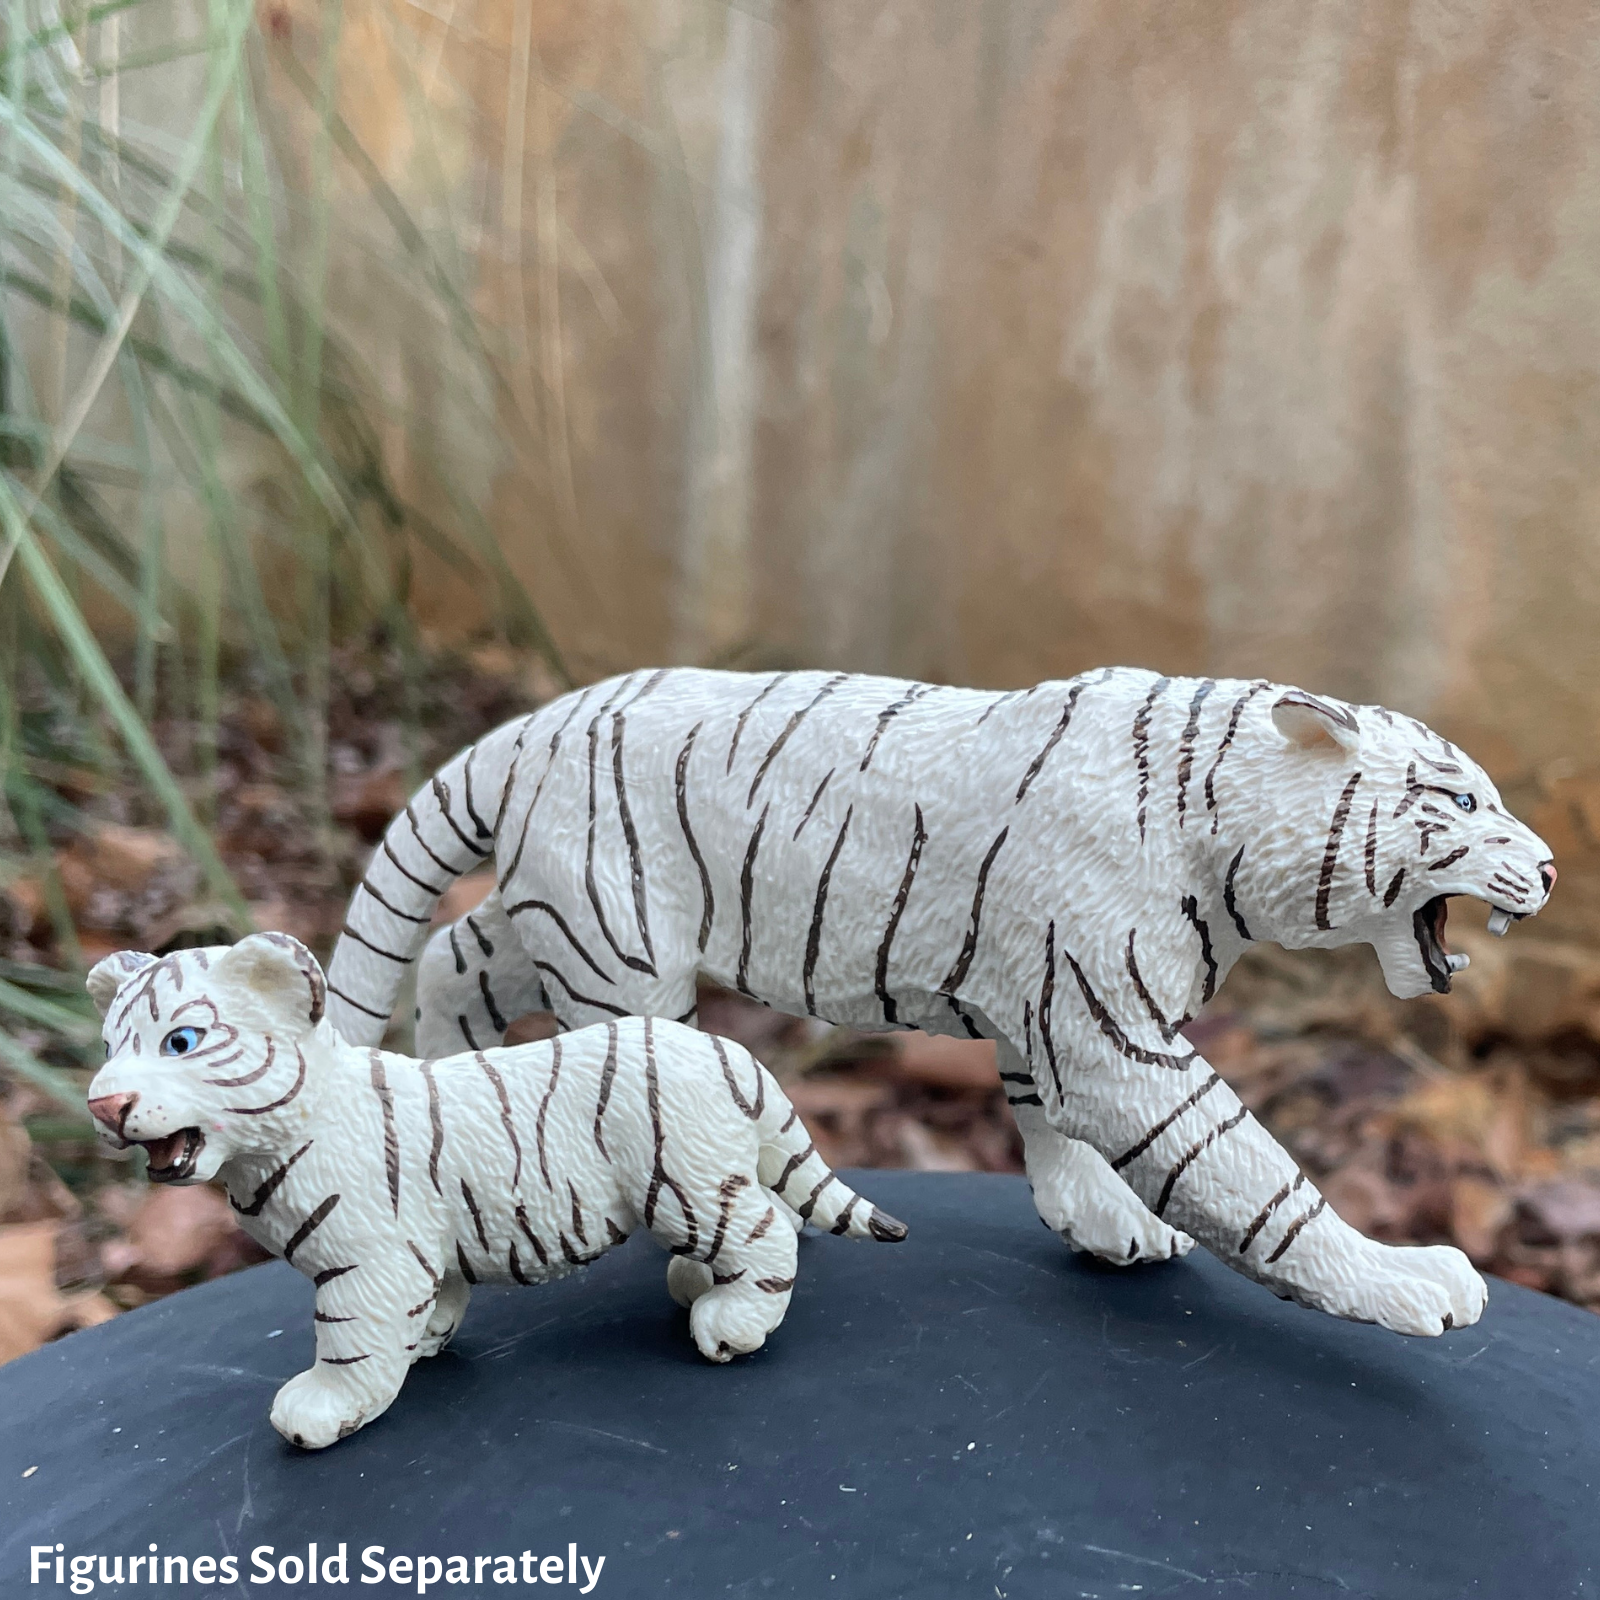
[
  {"xmin": 1224, "ymin": 689, "xmax": 1554, "ymax": 1000},
  {"xmin": 85, "ymin": 934, "xmax": 328, "ymax": 1183}
]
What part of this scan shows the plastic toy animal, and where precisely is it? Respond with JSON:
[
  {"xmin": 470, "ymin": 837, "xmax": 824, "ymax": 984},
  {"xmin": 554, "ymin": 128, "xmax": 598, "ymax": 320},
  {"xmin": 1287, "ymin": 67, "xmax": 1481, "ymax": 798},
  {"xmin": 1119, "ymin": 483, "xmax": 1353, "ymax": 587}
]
[
  {"xmin": 84, "ymin": 934, "xmax": 906, "ymax": 1449},
  {"xmin": 326, "ymin": 667, "xmax": 1555, "ymax": 1338}
]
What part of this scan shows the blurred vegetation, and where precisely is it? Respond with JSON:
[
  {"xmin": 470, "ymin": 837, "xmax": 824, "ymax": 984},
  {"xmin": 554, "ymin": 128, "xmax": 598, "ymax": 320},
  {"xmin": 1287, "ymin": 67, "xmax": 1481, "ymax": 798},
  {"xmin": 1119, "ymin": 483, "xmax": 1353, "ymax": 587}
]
[{"xmin": 0, "ymin": 0, "xmax": 565, "ymax": 1122}]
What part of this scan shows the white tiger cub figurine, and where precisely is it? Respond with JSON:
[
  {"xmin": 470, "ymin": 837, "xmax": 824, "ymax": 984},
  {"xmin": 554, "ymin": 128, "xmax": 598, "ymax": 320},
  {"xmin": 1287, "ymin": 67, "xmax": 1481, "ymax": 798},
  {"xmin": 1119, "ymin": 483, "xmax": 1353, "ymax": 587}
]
[
  {"xmin": 84, "ymin": 934, "xmax": 907, "ymax": 1450},
  {"xmin": 326, "ymin": 667, "xmax": 1556, "ymax": 1340}
]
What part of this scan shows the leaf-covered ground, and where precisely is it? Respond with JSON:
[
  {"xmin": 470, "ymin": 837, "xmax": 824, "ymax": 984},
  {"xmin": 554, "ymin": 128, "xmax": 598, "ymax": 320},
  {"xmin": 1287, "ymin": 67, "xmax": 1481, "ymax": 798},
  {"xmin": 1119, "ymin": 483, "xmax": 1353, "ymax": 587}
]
[{"xmin": 6, "ymin": 647, "xmax": 1600, "ymax": 1364}]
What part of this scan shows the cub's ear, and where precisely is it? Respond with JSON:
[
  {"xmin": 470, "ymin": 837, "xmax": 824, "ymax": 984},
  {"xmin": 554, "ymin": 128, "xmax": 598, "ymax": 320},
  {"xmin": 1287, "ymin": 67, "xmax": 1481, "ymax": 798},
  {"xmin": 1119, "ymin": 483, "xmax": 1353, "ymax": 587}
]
[
  {"xmin": 211, "ymin": 933, "xmax": 327, "ymax": 1036},
  {"xmin": 86, "ymin": 950, "xmax": 156, "ymax": 1017},
  {"xmin": 1272, "ymin": 690, "xmax": 1361, "ymax": 754}
]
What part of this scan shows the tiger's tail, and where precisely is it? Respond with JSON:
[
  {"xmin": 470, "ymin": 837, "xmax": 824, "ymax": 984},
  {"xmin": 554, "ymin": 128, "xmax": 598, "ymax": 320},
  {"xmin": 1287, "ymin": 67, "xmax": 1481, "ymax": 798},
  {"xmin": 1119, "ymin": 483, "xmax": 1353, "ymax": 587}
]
[
  {"xmin": 756, "ymin": 1075, "xmax": 908, "ymax": 1242},
  {"xmin": 325, "ymin": 720, "xmax": 526, "ymax": 1046}
]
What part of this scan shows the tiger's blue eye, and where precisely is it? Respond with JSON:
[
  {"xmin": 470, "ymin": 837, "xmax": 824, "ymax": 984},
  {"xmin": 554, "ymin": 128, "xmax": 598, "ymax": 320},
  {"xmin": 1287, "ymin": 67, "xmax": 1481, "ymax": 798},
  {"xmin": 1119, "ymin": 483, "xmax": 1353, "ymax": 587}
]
[
  {"xmin": 1453, "ymin": 793, "xmax": 1476, "ymax": 813},
  {"xmin": 161, "ymin": 1026, "xmax": 205, "ymax": 1056}
]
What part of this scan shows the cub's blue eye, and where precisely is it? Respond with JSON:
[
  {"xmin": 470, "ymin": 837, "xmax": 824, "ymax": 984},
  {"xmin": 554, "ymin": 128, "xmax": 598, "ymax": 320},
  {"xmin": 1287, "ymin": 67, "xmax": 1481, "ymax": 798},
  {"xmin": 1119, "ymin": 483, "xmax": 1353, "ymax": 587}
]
[
  {"xmin": 1453, "ymin": 793, "xmax": 1476, "ymax": 813},
  {"xmin": 161, "ymin": 1026, "xmax": 205, "ymax": 1056}
]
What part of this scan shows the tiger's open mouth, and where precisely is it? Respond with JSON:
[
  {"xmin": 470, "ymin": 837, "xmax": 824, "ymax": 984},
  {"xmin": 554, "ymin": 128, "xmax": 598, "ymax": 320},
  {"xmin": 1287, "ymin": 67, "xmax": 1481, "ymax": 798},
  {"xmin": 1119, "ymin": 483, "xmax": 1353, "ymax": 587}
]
[
  {"xmin": 1413, "ymin": 896, "xmax": 1468, "ymax": 995},
  {"xmin": 137, "ymin": 1127, "xmax": 204, "ymax": 1183}
]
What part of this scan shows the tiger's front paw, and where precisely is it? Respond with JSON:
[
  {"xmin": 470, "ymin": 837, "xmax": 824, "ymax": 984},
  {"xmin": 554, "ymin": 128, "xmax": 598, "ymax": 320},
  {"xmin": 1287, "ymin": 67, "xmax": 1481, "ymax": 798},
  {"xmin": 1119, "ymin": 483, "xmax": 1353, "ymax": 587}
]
[
  {"xmin": 270, "ymin": 1368, "xmax": 388, "ymax": 1450},
  {"xmin": 1056, "ymin": 1208, "xmax": 1195, "ymax": 1266},
  {"xmin": 1345, "ymin": 1240, "xmax": 1488, "ymax": 1336}
]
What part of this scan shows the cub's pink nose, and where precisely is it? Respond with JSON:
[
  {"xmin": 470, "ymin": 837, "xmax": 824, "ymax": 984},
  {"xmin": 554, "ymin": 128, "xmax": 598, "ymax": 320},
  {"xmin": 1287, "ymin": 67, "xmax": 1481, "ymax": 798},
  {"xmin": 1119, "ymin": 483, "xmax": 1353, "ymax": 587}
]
[
  {"xmin": 1540, "ymin": 861, "xmax": 1558, "ymax": 895},
  {"xmin": 88, "ymin": 1092, "xmax": 137, "ymax": 1136}
]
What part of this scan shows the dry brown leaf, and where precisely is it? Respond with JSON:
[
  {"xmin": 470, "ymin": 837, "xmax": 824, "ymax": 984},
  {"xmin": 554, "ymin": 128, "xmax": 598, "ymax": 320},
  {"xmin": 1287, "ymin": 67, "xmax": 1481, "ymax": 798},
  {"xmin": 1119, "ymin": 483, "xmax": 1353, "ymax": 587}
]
[{"xmin": 0, "ymin": 1222, "xmax": 116, "ymax": 1364}]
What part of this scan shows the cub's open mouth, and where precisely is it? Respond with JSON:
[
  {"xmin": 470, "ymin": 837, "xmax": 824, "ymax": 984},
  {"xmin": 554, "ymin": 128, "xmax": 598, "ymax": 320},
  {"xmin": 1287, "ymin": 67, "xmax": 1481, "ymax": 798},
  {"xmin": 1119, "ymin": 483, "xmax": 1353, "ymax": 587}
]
[
  {"xmin": 1412, "ymin": 896, "xmax": 1469, "ymax": 995},
  {"xmin": 137, "ymin": 1127, "xmax": 204, "ymax": 1183}
]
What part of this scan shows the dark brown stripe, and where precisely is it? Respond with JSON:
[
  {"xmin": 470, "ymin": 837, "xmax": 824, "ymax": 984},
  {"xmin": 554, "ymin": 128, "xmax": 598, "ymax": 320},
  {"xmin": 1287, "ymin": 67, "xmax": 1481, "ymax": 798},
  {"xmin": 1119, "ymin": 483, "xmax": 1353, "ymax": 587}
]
[
  {"xmin": 568, "ymin": 1179, "xmax": 588, "ymax": 1247},
  {"xmin": 1363, "ymin": 798, "xmax": 1380, "ymax": 896},
  {"xmin": 478, "ymin": 972, "xmax": 508, "ymax": 1034},
  {"xmin": 830, "ymin": 1194, "xmax": 861, "ymax": 1236},
  {"xmin": 359, "ymin": 877, "xmax": 431, "ymax": 924},
  {"xmin": 583, "ymin": 695, "xmax": 654, "ymax": 978},
  {"xmin": 466, "ymin": 915, "xmax": 494, "ymax": 957},
  {"xmin": 593, "ymin": 1023, "xmax": 620, "ymax": 1159},
  {"xmin": 860, "ymin": 683, "xmax": 930, "ymax": 772},
  {"xmin": 461, "ymin": 1178, "xmax": 491, "ymax": 1251},
  {"xmin": 508, "ymin": 1243, "xmax": 534, "ymax": 1285},
  {"xmin": 516, "ymin": 1204, "xmax": 549, "ymax": 1265},
  {"xmin": 1314, "ymin": 771, "xmax": 1363, "ymax": 930},
  {"xmin": 421, "ymin": 1061, "xmax": 445, "ymax": 1195},
  {"xmin": 282, "ymin": 1192, "xmax": 341, "ymax": 1263},
  {"xmin": 1383, "ymin": 867, "xmax": 1407, "ymax": 907},
  {"xmin": 458, "ymin": 1014, "xmax": 480, "ymax": 1049},
  {"xmin": 340, "ymin": 922, "xmax": 413, "ymax": 966},
  {"xmin": 449, "ymin": 925, "xmax": 466, "ymax": 975},
  {"xmin": 1124, "ymin": 931, "xmax": 1176, "ymax": 1041},
  {"xmin": 1428, "ymin": 845, "xmax": 1470, "ymax": 873},
  {"xmin": 314, "ymin": 1310, "xmax": 355, "ymax": 1323},
  {"xmin": 477, "ymin": 1053, "xmax": 522, "ymax": 1189},
  {"xmin": 750, "ymin": 673, "xmax": 847, "ymax": 806},
  {"xmin": 1015, "ymin": 682, "xmax": 1087, "ymax": 803},
  {"xmin": 611, "ymin": 693, "xmax": 658, "ymax": 973},
  {"xmin": 407, "ymin": 1239, "xmax": 442, "ymax": 1288},
  {"xmin": 505, "ymin": 898, "xmax": 615, "ymax": 986},
  {"xmin": 231, "ymin": 1139, "xmax": 312, "ymax": 1216},
  {"xmin": 431, "ymin": 773, "xmax": 490, "ymax": 858},
  {"xmin": 313, "ymin": 1263, "xmax": 357, "ymax": 1286},
  {"xmin": 1132, "ymin": 676, "xmax": 1171, "ymax": 842},
  {"xmin": 793, "ymin": 768, "xmax": 835, "ymax": 840},
  {"xmin": 381, "ymin": 837, "xmax": 445, "ymax": 898},
  {"xmin": 803, "ymin": 805, "xmax": 853, "ymax": 1016},
  {"xmin": 605, "ymin": 1218, "xmax": 628, "ymax": 1246},
  {"xmin": 727, "ymin": 673, "xmax": 788, "ymax": 773},
  {"xmin": 533, "ymin": 959, "xmax": 630, "ymax": 1018},
  {"xmin": 320, "ymin": 1353, "xmax": 371, "ymax": 1366},
  {"xmin": 774, "ymin": 1141, "xmax": 816, "ymax": 1195},
  {"xmin": 455, "ymin": 1242, "xmax": 478, "ymax": 1285},
  {"xmin": 1265, "ymin": 1196, "xmax": 1327, "ymax": 1264},
  {"xmin": 1154, "ymin": 1108, "xmax": 1249, "ymax": 1217},
  {"xmin": 536, "ymin": 1036, "xmax": 564, "ymax": 1190},
  {"xmin": 756, "ymin": 1276, "xmax": 796, "ymax": 1294},
  {"xmin": 1204, "ymin": 680, "xmax": 1271, "ymax": 832},
  {"xmin": 875, "ymin": 804, "xmax": 928, "ymax": 1024},
  {"xmin": 1181, "ymin": 895, "xmax": 1218, "ymax": 1003},
  {"xmin": 328, "ymin": 980, "xmax": 388, "ymax": 1022},
  {"xmin": 462, "ymin": 742, "xmax": 494, "ymax": 839},
  {"xmin": 736, "ymin": 804, "xmax": 771, "ymax": 999},
  {"xmin": 1224, "ymin": 846, "xmax": 1252, "ymax": 941},
  {"xmin": 406, "ymin": 802, "xmax": 459, "ymax": 876},
  {"xmin": 1110, "ymin": 1074, "xmax": 1222, "ymax": 1171},
  {"xmin": 1174, "ymin": 679, "xmax": 1216, "ymax": 827},
  {"xmin": 702, "ymin": 1174, "xmax": 750, "ymax": 1263},
  {"xmin": 712, "ymin": 1035, "xmax": 763, "ymax": 1120},
  {"xmin": 1392, "ymin": 762, "xmax": 1423, "ymax": 819},
  {"xmin": 204, "ymin": 1033, "xmax": 273, "ymax": 1088},
  {"xmin": 1239, "ymin": 1176, "xmax": 1299, "ymax": 1254},
  {"xmin": 226, "ymin": 1044, "xmax": 307, "ymax": 1115},
  {"xmin": 796, "ymin": 1173, "xmax": 836, "ymax": 1221},
  {"xmin": 1039, "ymin": 922, "xmax": 1062, "ymax": 1098},
  {"xmin": 1060, "ymin": 943, "xmax": 1194, "ymax": 1070},
  {"xmin": 745, "ymin": 1209, "xmax": 775, "ymax": 1244},
  {"xmin": 674, "ymin": 722, "xmax": 716, "ymax": 953},
  {"xmin": 939, "ymin": 827, "xmax": 1010, "ymax": 996},
  {"xmin": 642, "ymin": 1019, "xmax": 698, "ymax": 1252}
]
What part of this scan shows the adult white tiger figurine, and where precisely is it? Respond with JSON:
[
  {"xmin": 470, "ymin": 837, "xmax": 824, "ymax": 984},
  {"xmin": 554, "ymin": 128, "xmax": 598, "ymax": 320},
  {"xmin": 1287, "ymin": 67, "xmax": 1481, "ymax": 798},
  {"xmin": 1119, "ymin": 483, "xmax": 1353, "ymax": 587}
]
[
  {"xmin": 84, "ymin": 934, "xmax": 907, "ymax": 1449},
  {"xmin": 326, "ymin": 667, "xmax": 1556, "ymax": 1338}
]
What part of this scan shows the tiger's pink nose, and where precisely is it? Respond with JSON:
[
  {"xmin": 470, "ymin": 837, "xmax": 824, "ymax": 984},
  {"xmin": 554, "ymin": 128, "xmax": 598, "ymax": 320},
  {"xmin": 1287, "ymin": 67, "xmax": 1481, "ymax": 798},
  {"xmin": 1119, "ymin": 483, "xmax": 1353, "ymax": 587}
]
[
  {"xmin": 1541, "ymin": 862, "xmax": 1558, "ymax": 895},
  {"xmin": 88, "ymin": 1092, "xmax": 137, "ymax": 1136}
]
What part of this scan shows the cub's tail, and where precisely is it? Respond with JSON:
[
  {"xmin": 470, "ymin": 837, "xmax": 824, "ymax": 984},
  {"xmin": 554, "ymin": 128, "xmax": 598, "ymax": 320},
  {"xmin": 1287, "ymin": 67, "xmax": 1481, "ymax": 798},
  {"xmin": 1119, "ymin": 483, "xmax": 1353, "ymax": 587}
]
[
  {"xmin": 325, "ymin": 717, "xmax": 529, "ymax": 1046},
  {"xmin": 756, "ymin": 1072, "xmax": 908, "ymax": 1243}
]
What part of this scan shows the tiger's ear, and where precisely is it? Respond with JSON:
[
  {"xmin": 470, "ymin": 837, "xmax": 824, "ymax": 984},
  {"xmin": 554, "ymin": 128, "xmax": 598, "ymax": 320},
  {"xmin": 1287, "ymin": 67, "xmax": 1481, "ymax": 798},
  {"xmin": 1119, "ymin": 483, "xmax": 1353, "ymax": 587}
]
[
  {"xmin": 86, "ymin": 950, "xmax": 156, "ymax": 1017},
  {"xmin": 1272, "ymin": 690, "xmax": 1361, "ymax": 754},
  {"xmin": 211, "ymin": 933, "xmax": 327, "ymax": 1035}
]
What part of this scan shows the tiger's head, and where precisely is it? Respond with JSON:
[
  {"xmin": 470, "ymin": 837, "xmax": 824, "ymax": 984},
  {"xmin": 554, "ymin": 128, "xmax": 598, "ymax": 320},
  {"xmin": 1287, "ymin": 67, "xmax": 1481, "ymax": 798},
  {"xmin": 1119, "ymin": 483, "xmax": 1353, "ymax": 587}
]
[
  {"xmin": 84, "ymin": 934, "xmax": 329, "ymax": 1183},
  {"xmin": 1215, "ymin": 689, "xmax": 1554, "ymax": 1001}
]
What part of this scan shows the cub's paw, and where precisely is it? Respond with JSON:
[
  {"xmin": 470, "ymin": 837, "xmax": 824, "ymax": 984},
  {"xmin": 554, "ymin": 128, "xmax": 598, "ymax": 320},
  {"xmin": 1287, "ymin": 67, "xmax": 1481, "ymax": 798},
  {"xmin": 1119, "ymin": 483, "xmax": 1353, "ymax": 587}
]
[
  {"xmin": 666, "ymin": 1257, "xmax": 714, "ymax": 1309},
  {"xmin": 414, "ymin": 1322, "xmax": 459, "ymax": 1360},
  {"xmin": 269, "ymin": 1369, "xmax": 375, "ymax": 1450},
  {"xmin": 1356, "ymin": 1242, "xmax": 1487, "ymax": 1336},
  {"xmin": 1048, "ymin": 1198, "xmax": 1194, "ymax": 1266},
  {"xmin": 689, "ymin": 1288, "xmax": 776, "ymax": 1364}
]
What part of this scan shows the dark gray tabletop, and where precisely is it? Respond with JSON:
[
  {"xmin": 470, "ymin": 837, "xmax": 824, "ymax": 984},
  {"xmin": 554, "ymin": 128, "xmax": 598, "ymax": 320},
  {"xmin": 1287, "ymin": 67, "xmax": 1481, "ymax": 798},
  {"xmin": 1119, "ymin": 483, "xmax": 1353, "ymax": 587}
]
[{"xmin": 2, "ymin": 1170, "xmax": 1595, "ymax": 1598}]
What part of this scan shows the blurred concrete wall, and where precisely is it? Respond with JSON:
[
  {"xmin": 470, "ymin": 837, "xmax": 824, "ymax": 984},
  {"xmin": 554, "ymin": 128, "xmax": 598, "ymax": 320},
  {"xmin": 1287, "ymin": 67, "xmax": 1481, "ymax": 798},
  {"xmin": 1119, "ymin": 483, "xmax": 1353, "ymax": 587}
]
[{"xmin": 274, "ymin": 0, "xmax": 1600, "ymax": 935}]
